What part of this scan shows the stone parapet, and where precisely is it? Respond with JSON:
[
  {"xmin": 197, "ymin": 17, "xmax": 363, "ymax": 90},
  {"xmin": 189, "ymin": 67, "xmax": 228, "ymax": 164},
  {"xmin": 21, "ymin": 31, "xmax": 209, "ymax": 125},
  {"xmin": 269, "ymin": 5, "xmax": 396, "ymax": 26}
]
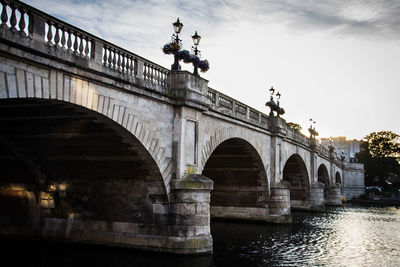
[
  {"xmin": 168, "ymin": 71, "xmax": 210, "ymax": 110},
  {"xmin": 268, "ymin": 116, "xmax": 288, "ymax": 136}
]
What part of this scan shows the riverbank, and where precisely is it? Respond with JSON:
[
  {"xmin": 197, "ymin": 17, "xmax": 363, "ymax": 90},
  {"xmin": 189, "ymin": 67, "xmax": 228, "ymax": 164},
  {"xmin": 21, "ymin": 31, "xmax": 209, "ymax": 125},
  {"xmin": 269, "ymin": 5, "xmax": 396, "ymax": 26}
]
[{"xmin": 346, "ymin": 197, "xmax": 400, "ymax": 207}]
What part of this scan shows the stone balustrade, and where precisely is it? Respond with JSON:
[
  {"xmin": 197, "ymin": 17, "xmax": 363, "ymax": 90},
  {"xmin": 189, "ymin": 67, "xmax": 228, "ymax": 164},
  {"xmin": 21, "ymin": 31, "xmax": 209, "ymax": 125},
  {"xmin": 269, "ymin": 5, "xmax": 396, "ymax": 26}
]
[
  {"xmin": 0, "ymin": 0, "xmax": 169, "ymax": 93},
  {"xmin": 207, "ymin": 87, "xmax": 320, "ymax": 149},
  {"xmin": 207, "ymin": 87, "xmax": 269, "ymax": 128},
  {"xmin": 45, "ymin": 18, "xmax": 93, "ymax": 58}
]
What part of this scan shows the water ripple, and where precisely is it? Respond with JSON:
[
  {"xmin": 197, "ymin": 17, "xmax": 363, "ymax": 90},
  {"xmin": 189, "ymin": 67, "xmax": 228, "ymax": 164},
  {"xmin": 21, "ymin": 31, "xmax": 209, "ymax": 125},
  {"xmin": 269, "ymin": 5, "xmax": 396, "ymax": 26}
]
[{"xmin": 212, "ymin": 205, "xmax": 400, "ymax": 266}]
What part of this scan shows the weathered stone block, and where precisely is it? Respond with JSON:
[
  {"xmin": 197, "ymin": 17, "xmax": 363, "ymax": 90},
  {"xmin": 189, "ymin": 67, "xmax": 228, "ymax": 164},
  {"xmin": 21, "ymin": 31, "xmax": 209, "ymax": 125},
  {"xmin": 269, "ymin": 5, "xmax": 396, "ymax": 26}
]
[
  {"xmin": 170, "ymin": 203, "xmax": 197, "ymax": 215},
  {"xmin": 112, "ymin": 221, "xmax": 138, "ymax": 234}
]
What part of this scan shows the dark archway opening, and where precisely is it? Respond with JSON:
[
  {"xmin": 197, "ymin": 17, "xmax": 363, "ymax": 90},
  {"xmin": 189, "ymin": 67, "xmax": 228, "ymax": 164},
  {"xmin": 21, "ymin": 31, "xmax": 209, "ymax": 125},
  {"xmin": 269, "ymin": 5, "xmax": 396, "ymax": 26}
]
[
  {"xmin": 336, "ymin": 172, "xmax": 342, "ymax": 185},
  {"xmin": 202, "ymin": 138, "xmax": 268, "ymax": 214},
  {"xmin": 282, "ymin": 154, "xmax": 309, "ymax": 208},
  {"xmin": 318, "ymin": 164, "xmax": 330, "ymax": 198},
  {"xmin": 0, "ymin": 98, "xmax": 166, "ymax": 228}
]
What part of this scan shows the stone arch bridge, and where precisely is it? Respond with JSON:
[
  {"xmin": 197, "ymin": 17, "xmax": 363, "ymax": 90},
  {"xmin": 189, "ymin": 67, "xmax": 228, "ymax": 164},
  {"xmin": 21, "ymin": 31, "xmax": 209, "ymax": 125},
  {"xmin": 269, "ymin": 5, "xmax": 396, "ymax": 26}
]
[{"xmin": 0, "ymin": 0, "xmax": 364, "ymax": 254}]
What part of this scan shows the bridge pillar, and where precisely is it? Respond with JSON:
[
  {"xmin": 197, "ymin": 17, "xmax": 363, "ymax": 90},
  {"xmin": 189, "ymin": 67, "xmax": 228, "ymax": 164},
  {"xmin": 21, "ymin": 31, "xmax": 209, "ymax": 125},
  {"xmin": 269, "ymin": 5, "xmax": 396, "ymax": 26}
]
[
  {"xmin": 310, "ymin": 181, "xmax": 325, "ymax": 211},
  {"xmin": 169, "ymin": 71, "xmax": 210, "ymax": 180},
  {"xmin": 169, "ymin": 174, "xmax": 213, "ymax": 254},
  {"xmin": 325, "ymin": 184, "xmax": 342, "ymax": 206},
  {"xmin": 269, "ymin": 181, "xmax": 292, "ymax": 223}
]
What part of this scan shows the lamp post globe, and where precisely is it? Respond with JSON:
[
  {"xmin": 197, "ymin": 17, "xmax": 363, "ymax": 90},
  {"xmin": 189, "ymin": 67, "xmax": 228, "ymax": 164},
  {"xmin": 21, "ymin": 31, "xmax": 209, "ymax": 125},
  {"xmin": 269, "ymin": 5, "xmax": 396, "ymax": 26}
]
[
  {"xmin": 171, "ymin": 18, "xmax": 183, "ymax": 71},
  {"xmin": 192, "ymin": 31, "xmax": 201, "ymax": 45},
  {"xmin": 172, "ymin": 18, "xmax": 183, "ymax": 34},
  {"xmin": 191, "ymin": 31, "xmax": 201, "ymax": 76}
]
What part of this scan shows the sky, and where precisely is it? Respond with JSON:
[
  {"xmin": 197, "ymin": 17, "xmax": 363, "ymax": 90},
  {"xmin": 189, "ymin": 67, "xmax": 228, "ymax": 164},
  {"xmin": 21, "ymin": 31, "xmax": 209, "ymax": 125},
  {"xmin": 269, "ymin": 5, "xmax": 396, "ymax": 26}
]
[{"xmin": 27, "ymin": 0, "xmax": 400, "ymax": 140}]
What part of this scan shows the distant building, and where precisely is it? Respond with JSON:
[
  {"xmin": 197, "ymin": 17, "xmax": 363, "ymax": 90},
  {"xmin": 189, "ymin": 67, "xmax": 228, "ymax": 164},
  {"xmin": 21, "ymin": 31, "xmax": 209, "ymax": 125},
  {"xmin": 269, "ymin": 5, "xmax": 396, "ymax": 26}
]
[{"xmin": 320, "ymin": 136, "xmax": 361, "ymax": 163}]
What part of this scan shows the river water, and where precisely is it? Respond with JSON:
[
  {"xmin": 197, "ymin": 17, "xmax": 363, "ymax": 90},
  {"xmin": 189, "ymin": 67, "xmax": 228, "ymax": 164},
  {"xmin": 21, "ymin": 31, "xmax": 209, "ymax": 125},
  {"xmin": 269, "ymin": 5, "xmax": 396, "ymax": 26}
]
[{"xmin": 2, "ymin": 204, "xmax": 400, "ymax": 267}]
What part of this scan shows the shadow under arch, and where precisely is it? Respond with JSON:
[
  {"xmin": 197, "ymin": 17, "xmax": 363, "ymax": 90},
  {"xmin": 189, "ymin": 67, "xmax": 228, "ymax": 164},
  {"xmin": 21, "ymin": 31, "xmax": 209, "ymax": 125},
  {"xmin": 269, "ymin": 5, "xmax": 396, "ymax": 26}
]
[
  {"xmin": 0, "ymin": 98, "xmax": 167, "ymax": 228},
  {"xmin": 201, "ymin": 138, "xmax": 269, "ymax": 220},
  {"xmin": 335, "ymin": 171, "xmax": 342, "ymax": 185},
  {"xmin": 318, "ymin": 164, "xmax": 330, "ymax": 199},
  {"xmin": 282, "ymin": 154, "xmax": 310, "ymax": 209}
]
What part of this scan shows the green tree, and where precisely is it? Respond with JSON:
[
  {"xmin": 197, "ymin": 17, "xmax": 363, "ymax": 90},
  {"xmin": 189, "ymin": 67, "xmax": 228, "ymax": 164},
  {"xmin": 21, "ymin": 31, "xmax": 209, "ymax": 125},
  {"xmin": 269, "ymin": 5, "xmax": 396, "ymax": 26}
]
[
  {"xmin": 356, "ymin": 131, "xmax": 400, "ymax": 186},
  {"xmin": 287, "ymin": 122, "xmax": 302, "ymax": 131}
]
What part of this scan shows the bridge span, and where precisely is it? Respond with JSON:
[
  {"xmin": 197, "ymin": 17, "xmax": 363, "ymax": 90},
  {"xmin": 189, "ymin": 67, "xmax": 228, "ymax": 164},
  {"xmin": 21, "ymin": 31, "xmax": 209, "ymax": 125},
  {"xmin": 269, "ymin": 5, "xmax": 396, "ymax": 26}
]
[{"xmin": 0, "ymin": 0, "xmax": 364, "ymax": 254}]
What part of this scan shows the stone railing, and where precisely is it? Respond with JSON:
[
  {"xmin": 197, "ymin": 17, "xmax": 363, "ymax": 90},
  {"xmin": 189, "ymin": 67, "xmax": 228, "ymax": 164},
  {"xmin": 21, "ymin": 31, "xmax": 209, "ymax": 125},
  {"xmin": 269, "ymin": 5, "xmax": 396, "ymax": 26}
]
[
  {"xmin": 286, "ymin": 126, "xmax": 312, "ymax": 147},
  {"xmin": 286, "ymin": 128, "xmax": 310, "ymax": 146},
  {"xmin": 207, "ymin": 87, "xmax": 269, "ymax": 128},
  {"xmin": 319, "ymin": 144, "xmax": 330, "ymax": 158},
  {"xmin": 0, "ymin": 0, "xmax": 169, "ymax": 92}
]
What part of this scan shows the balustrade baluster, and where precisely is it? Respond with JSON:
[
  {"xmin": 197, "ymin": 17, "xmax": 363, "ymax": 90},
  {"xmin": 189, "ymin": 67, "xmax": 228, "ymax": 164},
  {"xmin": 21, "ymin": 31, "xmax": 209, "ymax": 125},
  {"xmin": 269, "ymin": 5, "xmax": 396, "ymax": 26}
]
[
  {"xmin": 0, "ymin": 1, "xmax": 8, "ymax": 28},
  {"xmin": 112, "ymin": 49, "xmax": 117, "ymax": 70},
  {"xmin": 18, "ymin": 7, "xmax": 26, "ymax": 34},
  {"xmin": 117, "ymin": 51, "xmax": 121, "ymax": 71},
  {"xmin": 130, "ymin": 58, "xmax": 137, "ymax": 76},
  {"xmin": 156, "ymin": 68, "xmax": 160, "ymax": 84},
  {"xmin": 67, "ymin": 30, "xmax": 72, "ymax": 51},
  {"xmin": 60, "ymin": 27, "xmax": 66, "ymax": 48},
  {"xmin": 148, "ymin": 65, "xmax": 151, "ymax": 81},
  {"xmin": 10, "ymin": 4, "xmax": 17, "ymax": 30},
  {"xmin": 73, "ymin": 32, "xmax": 79, "ymax": 53},
  {"xmin": 125, "ymin": 56, "xmax": 130, "ymax": 74},
  {"xmin": 54, "ymin": 24, "xmax": 60, "ymax": 47},
  {"xmin": 159, "ymin": 72, "xmax": 163, "ymax": 86},
  {"xmin": 103, "ymin": 46, "xmax": 108, "ymax": 66},
  {"xmin": 153, "ymin": 67, "xmax": 157, "ymax": 83},
  {"xmin": 27, "ymin": 11, "xmax": 33, "ymax": 35},
  {"xmin": 84, "ymin": 37, "xmax": 89, "ymax": 57},
  {"xmin": 121, "ymin": 54, "xmax": 126, "ymax": 73},
  {"xmin": 108, "ymin": 48, "xmax": 112, "ymax": 67},
  {"xmin": 161, "ymin": 72, "xmax": 166, "ymax": 86},
  {"xmin": 46, "ymin": 21, "xmax": 53, "ymax": 44},
  {"xmin": 143, "ymin": 63, "xmax": 148, "ymax": 80},
  {"xmin": 158, "ymin": 69, "xmax": 161, "ymax": 84},
  {"xmin": 79, "ymin": 35, "xmax": 84, "ymax": 55}
]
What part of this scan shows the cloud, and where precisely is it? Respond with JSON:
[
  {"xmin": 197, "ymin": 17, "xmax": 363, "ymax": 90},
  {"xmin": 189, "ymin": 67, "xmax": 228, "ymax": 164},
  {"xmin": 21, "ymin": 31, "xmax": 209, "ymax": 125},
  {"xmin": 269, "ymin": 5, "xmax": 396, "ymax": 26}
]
[
  {"xmin": 27, "ymin": 0, "xmax": 400, "ymax": 56},
  {"xmin": 226, "ymin": 0, "xmax": 400, "ymax": 39}
]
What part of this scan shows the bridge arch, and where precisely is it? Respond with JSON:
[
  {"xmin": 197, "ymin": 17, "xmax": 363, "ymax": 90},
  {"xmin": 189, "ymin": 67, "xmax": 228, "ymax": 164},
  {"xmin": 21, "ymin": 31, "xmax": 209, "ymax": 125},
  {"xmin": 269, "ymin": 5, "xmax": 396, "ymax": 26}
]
[
  {"xmin": 318, "ymin": 164, "xmax": 330, "ymax": 198},
  {"xmin": 0, "ymin": 98, "xmax": 168, "ymax": 226},
  {"xmin": 199, "ymin": 126, "xmax": 269, "ymax": 175},
  {"xmin": 282, "ymin": 154, "xmax": 310, "ymax": 208},
  {"xmin": 0, "ymin": 67, "xmax": 173, "ymax": 194},
  {"xmin": 201, "ymin": 138, "xmax": 269, "ymax": 218}
]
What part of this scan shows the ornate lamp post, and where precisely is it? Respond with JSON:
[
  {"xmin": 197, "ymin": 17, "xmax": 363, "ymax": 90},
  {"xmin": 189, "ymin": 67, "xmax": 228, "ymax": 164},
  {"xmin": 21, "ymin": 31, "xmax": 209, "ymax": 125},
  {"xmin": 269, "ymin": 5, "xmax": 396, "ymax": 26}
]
[
  {"xmin": 163, "ymin": 20, "xmax": 209, "ymax": 74},
  {"xmin": 171, "ymin": 18, "xmax": 183, "ymax": 71},
  {"xmin": 308, "ymin": 118, "xmax": 318, "ymax": 138},
  {"xmin": 191, "ymin": 31, "xmax": 201, "ymax": 76},
  {"xmin": 265, "ymin": 86, "xmax": 285, "ymax": 117},
  {"xmin": 276, "ymin": 91, "xmax": 281, "ymax": 117},
  {"xmin": 266, "ymin": 86, "xmax": 276, "ymax": 116}
]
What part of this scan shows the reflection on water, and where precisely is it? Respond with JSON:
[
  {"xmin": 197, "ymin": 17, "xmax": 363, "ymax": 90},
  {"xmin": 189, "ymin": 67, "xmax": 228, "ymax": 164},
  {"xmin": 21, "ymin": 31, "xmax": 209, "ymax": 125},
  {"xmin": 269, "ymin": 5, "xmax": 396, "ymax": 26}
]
[
  {"xmin": 2, "ymin": 204, "xmax": 400, "ymax": 267},
  {"xmin": 212, "ymin": 204, "xmax": 400, "ymax": 267}
]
